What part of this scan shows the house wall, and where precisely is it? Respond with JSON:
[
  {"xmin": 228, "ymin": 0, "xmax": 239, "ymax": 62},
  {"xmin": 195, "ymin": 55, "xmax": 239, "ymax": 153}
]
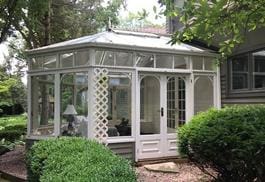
[{"xmin": 221, "ymin": 28, "xmax": 265, "ymax": 105}]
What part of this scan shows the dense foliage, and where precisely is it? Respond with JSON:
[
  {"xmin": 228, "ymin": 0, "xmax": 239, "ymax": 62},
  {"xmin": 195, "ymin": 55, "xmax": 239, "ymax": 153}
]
[
  {"xmin": 0, "ymin": 0, "xmax": 125, "ymax": 48},
  {"xmin": 0, "ymin": 115, "xmax": 26, "ymax": 155},
  {"xmin": 162, "ymin": 0, "xmax": 265, "ymax": 59},
  {"xmin": 178, "ymin": 105, "xmax": 265, "ymax": 181},
  {"xmin": 0, "ymin": 66, "xmax": 26, "ymax": 116},
  {"xmin": 27, "ymin": 137, "xmax": 136, "ymax": 182}
]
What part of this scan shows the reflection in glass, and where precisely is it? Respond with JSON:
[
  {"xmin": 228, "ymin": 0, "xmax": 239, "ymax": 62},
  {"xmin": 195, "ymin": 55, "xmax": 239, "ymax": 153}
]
[
  {"xmin": 60, "ymin": 53, "xmax": 74, "ymax": 68},
  {"xmin": 60, "ymin": 72, "xmax": 88, "ymax": 137},
  {"xmin": 254, "ymin": 50, "xmax": 265, "ymax": 88},
  {"xmin": 43, "ymin": 55, "xmax": 57, "ymax": 69},
  {"xmin": 136, "ymin": 53, "xmax": 154, "ymax": 67},
  {"xmin": 31, "ymin": 75, "xmax": 55, "ymax": 136},
  {"xmin": 232, "ymin": 55, "xmax": 248, "ymax": 89},
  {"xmin": 107, "ymin": 73, "xmax": 131, "ymax": 137}
]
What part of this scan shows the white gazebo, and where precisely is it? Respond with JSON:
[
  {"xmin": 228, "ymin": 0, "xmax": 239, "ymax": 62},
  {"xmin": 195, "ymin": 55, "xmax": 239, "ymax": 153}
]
[{"xmin": 26, "ymin": 29, "xmax": 220, "ymax": 161}]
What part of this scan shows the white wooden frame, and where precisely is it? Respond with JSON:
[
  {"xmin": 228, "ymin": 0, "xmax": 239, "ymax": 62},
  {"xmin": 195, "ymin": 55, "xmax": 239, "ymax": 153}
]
[{"xmin": 27, "ymin": 46, "xmax": 220, "ymax": 162}]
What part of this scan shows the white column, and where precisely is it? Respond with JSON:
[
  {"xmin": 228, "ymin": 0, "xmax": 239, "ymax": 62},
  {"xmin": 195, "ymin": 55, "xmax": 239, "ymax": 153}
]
[
  {"xmin": 216, "ymin": 66, "xmax": 222, "ymax": 109},
  {"xmin": 186, "ymin": 73, "xmax": 194, "ymax": 122},
  {"xmin": 27, "ymin": 75, "xmax": 32, "ymax": 137},
  {"xmin": 87, "ymin": 67, "xmax": 95, "ymax": 139},
  {"xmin": 135, "ymin": 69, "xmax": 140, "ymax": 162},
  {"xmin": 54, "ymin": 73, "xmax": 61, "ymax": 136}
]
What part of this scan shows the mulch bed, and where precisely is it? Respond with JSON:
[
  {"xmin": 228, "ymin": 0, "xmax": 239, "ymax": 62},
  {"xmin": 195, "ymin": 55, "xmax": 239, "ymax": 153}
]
[
  {"xmin": 0, "ymin": 145, "xmax": 27, "ymax": 181},
  {"xmin": 0, "ymin": 146, "xmax": 214, "ymax": 182}
]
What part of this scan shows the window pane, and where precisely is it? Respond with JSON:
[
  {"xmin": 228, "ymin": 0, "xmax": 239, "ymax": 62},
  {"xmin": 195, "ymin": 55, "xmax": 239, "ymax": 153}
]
[
  {"xmin": 174, "ymin": 55, "xmax": 189, "ymax": 69},
  {"xmin": 43, "ymin": 55, "xmax": 57, "ymax": 69},
  {"xmin": 108, "ymin": 73, "xmax": 131, "ymax": 137},
  {"xmin": 194, "ymin": 76, "xmax": 213, "ymax": 114},
  {"xmin": 156, "ymin": 55, "xmax": 173, "ymax": 68},
  {"xmin": 136, "ymin": 53, "xmax": 154, "ymax": 67},
  {"xmin": 232, "ymin": 55, "xmax": 248, "ymax": 90},
  {"xmin": 192, "ymin": 56, "xmax": 203, "ymax": 70},
  {"xmin": 204, "ymin": 57, "xmax": 215, "ymax": 70},
  {"xmin": 95, "ymin": 50, "xmax": 114, "ymax": 66},
  {"xmin": 140, "ymin": 76, "xmax": 160, "ymax": 135},
  {"xmin": 60, "ymin": 53, "xmax": 74, "ymax": 68},
  {"xmin": 254, "ymin": 50, "xmax": 265, "ymax": 89},
  {"xmin": 31, "ymin": 57, "xmax": 43, "ymax": 70},
  {"xmin": 31, "ymin": 75, "xmax": 54, "ymax": 136},
  {"xmin": 167, "ymin": 77, "xmax": 186, "ymax": 134},
  {"xmin": 75, "ymin": 50, "xmax": 90, "ymax": 66},
  {"xmin": 60, "ymin": 72, "xmax": 88, "ymax": 137},
  {"xmin": 116, "ymin": 52, "xmax": 133, "ymax": 66}
]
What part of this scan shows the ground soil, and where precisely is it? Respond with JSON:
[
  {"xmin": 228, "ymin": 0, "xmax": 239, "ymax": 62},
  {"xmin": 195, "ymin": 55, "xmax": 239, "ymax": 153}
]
[
  {"xmin": 0, "ymin": 145, "xmax": 27, "ymax": 180},
  {"xmin": 0, "ymin": 146, "xmax": 214, "ymax": 182}
]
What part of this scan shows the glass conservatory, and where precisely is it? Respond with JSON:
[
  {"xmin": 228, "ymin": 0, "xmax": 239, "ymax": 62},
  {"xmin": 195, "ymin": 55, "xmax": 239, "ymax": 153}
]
[{"xmin": 26, "ymin": 29, "xmax": 220, "ymax": 161}]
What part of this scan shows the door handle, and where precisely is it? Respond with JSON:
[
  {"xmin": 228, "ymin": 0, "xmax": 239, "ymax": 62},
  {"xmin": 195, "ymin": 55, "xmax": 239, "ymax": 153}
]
[{"xmin": 161, "ymin": 107, "xmax": 164, "ymax": 117}]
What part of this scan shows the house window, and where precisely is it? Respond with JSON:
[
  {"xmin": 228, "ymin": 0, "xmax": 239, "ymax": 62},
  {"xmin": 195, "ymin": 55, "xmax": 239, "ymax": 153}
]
[
  {"xmin": 231, "ymin": 55, "xmax": 249, "ymax": 90},
  {"xmin": 230, "ymin": 49, "xmax": 265, "ymax": 91},
  {"xmin": 253, "ymin": 50, "xmax": 265, "ymax": 89}
]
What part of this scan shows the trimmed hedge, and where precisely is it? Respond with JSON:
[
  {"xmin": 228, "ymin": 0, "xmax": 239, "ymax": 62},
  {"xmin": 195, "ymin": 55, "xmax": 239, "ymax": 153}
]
[
  {"xmin": 0, "ymin": 115, "xmax": 26, "ymax": 142},
  {"xmin": 27, "ymin": 137, "xmax": 137, "ymax": 182},
  {"xmin": 178, "ymin": 105, "xmax": 265, "ymax": 181}
]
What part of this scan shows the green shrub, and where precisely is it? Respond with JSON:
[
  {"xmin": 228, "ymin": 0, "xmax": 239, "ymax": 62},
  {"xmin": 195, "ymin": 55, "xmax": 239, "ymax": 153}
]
[
  {"xmin": 0, "ymin": 115, "xmax": 26, "ymax": 142},
  {"xmin": 178, "ymin": 105, "xmax": 265, "ymax": 181},
  {"xmin": 27, "ymin": 137, "xmax": 137, "ymax": 182}
]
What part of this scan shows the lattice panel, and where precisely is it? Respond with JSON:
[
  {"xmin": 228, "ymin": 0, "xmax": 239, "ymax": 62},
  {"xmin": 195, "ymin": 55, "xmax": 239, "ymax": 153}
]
[{"xmin": 93, "ymin": 68, "xmax": 109, "ymax": 145}]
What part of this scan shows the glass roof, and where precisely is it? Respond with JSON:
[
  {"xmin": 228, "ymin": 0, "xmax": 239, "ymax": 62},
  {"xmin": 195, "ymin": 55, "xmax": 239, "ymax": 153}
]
[{"xmin": 27, "ymin": 29, "xmax": 214, "ymax": 55}]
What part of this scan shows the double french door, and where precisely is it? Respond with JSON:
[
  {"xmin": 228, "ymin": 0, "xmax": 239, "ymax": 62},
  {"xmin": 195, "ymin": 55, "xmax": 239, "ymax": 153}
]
[{"xmin": 137, "ymin": 74, "xmax": 186, "ymax": 159}]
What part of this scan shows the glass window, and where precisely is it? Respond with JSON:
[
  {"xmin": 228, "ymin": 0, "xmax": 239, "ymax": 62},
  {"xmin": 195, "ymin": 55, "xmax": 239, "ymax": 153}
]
[
  {"xmin": 95, "ymin": 50, "xmax": 114, "ymax": 66},
  {"xmin": 60, "ymin": 53, "xmax": 74, "ymax": 68},
  {"xmin": 204, "ymin": 57, "xmax": 215, "ymax": 71},
  {"xmin": 107, "ymin": 73, "xmax": 131, "ymax": 137},
  {"xmin": 60, "ymin": 72, "xmax": 88, "ymax": 137},
  {"xmin": 136, "ymin": 53, "xmax": 154, "ymax": 67},
  {"xmin": 43, "ymin": 55, "xmax": 57, "ymax": 69},
  {"xmin": 75, "ymin": 50, "xmax": 90, "ymax": 66},
  {"xmin": 31, "ymin": 75, "xmax": 55, "ymax": 136},
  {"xmin": 31, "ymin": 57, "xmax": 43, "ymax": 70},
  {"xmin": 174, "ymin": 55, "xmax": 189, "ymax": 69},
  {"xmin": 115, "ymin": 52, "xmax": 133, "ymax": 67},
  {"xmin": 253, "ymin": 50, "xmax": 265, "ymax": 89},
  {"xmin": 231, "ymin": 55, "xmax": 248, "ymax": 90},
  {"xmin": 156, "ymin": 55, "xmax": 173, "ymax": 69},
  {"xmin": 192, "ymin": 56, "xmax": 203, "ymax": 70}
]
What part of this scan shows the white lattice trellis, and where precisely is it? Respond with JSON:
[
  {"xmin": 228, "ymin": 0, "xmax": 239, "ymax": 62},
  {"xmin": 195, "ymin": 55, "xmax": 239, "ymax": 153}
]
[{"xmin": 93, "ymin": 68, "xmax": 109, "ymax": 145}]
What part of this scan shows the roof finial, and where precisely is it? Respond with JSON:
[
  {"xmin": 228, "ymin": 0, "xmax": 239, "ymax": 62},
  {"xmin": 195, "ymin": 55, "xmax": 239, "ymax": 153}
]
[{"xmin": 107, "ymin": 18, "xmax": 112, "ymax": 32}]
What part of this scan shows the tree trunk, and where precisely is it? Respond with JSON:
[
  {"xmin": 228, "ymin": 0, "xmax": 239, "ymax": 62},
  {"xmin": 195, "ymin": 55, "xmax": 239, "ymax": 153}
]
[{"xmin": 43, "ymin": 0, "xmax": 51, "ymax": 46}]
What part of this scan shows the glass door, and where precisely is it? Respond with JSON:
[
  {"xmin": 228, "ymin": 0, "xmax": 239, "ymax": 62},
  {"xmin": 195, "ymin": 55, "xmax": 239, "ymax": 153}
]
[{"xmin": 137, "ymin": 74, "xmax": 186, "ymax": 159}]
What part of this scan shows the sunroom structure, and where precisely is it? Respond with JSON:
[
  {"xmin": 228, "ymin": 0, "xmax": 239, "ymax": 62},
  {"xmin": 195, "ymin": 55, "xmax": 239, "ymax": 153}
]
[{"xmin": 26, "ymin": 29, "xmax": 220, "ymax": 161}]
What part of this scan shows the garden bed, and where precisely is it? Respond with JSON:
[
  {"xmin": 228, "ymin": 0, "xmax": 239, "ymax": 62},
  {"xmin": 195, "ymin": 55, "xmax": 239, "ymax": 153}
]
[{"xmin": 0, "ymin": 145, "xmax": 214, "ymax": 182}]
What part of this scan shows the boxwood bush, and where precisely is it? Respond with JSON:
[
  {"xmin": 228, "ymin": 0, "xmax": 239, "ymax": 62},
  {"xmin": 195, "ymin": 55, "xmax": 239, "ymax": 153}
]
[
  {"xmin": 178, "ymin": 105, "xmax": 265, "ymax": 181},
  {"xmin": 27, "ymin": 137, "xmax": 136, "ymax": 182}
]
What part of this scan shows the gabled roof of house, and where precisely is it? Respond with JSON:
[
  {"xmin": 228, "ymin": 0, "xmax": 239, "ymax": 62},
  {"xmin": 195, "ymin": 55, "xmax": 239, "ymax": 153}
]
[{"xmin": 27, "ymin": 29, "xmax": 217, "ymax": 56}]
